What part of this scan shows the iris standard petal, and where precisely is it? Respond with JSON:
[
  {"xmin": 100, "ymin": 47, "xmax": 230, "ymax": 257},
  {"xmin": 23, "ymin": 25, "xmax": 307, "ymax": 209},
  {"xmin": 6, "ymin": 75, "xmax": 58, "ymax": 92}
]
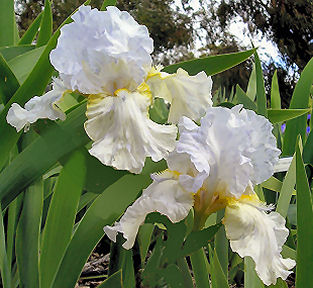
[
  {"xmin": 169, "ymin": 106, "xmax": 280, "ymax": 199},
  {"xmin": 103, "ymin": 171, "xmax": 194, "ymax": 249},
  {"xmin": 224, "ymin": 200, "xmax": 296, "ymax": 286},
  {"xmin": 50, "ymin": 5, "xmax": 153, "ymax": 94},
  {"xmin": 84, "ymin": 89, "xmax": 177, "ymax": 173},
  {"xmin": 147, "ymin": 68, "xmax": 213, "ymax": 123}
]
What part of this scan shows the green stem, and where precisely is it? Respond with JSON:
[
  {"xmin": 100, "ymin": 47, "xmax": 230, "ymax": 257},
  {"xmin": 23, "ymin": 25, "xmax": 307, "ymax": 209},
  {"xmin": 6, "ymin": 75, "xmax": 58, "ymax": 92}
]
[
  {"xmin": 177, "ymin": 257, "xmax": 194, "ymax": 288},
  {"xmin": 190, "ymin": 248, "xmax": 210, "ymax": 288}
]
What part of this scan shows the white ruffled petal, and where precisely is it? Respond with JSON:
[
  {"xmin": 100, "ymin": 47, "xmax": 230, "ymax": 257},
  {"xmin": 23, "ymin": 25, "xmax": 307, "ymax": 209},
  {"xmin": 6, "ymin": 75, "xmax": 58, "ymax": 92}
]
[
  {"xmin": 104, "ymin": 171, "xmax": 194, "ymax": 249},
  {"xmin": 6, "ymin": 81, "xmax": 66, "ymax": 132},
  {"xmin": 169, "ymin": 106, "xmax": 280, "ymax": 199},
  {"xmin": 224, "ymin": 200, "xmax": 296, "ymax": 286},
  {"xmin": 85, "ymin": 89, "xmax": 177, "ymax": 173},
  {"xmin": 147, "ymin": 68, "xmax": 213, "ymax": 123},
  {"xmin": 234, "ymin": 106, "xmax": 281, "ymax": 184},
  {"xmin": 50, "ymin": 5, "xmax": 153, "ymax": 94}
]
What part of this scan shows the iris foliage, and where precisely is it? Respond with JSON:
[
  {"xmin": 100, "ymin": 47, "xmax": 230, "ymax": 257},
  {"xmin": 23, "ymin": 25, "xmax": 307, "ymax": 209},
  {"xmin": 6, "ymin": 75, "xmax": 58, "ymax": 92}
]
[{"xmin": 0, "ymin": 0, "xmax": 312, "ymax": 287}]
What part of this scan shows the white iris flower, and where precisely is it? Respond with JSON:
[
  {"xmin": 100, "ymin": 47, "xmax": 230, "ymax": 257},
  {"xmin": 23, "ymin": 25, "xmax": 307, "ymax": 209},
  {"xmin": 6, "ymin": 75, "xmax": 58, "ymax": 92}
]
[
  {"xmin": 6, "ymin": 5, "xmax": 213, "ymax": 173},
  {"xmin": 104, "ymin": 105, "xmax": 296, "ymax": 285}
]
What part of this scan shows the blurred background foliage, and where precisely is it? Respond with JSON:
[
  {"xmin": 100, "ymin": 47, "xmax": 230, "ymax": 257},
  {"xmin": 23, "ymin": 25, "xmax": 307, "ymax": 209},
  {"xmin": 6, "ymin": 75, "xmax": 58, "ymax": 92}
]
[{"xmin": 14, "ymin": 0, "xmax": 313, "ymax": 107}]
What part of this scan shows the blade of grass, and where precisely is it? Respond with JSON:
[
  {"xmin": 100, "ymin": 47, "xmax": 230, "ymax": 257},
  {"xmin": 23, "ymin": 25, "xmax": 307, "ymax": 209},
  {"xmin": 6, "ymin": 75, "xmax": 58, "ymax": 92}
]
[
  {"xmin": 267, "ymin": 109, "xmax": 311, "ymax": 124},
  {"xmin": 15, "ymin": 179, "xmax": 43, "ymax": 288},
  {"xmin": 234, "ymin": 84, "xmax": 256, "ymax": 111},
  {"xmin": 254, "ymin": 52, "xmax": 267, "ymax": 117},
  {"xmin": 0, "ymin": 204, "xmax": 12, "ymax": 288},
  {"xmin": 246, "ymin": 63, "xmax": 256, "ymax": 101},
  {"xmin": 37, "ymin": 0, "xmax": 53, "ymax": 46},
  {"xmin": 19, "ymin": 12, "xmax": 43, "ymax": 45},
  {"xmin": 190, "ymin": 248, "xmax": 210, "ymax": 288},
  {"xmin": 0, "ymin": 45, "xmax": 36, "ymax": 62},
  {"xmin": 163, "ymin": 49, "xmax": 256, "ymax": 76},
  {"xmin": 96, "ymin": 270, "xmax": 123, "ymax": 288},
  {"xmin": 210, "ymin": 248, "xmax": 229, "ymax": 288},
  {"xmin": 100, "ymin": 0, "xmax": 117, "ymax": 10},
  {"xmin": 0, "ymin": 0, "xmax": 15, "ymax": 46},
  {"xmin": 39, "ymin": 150, "xmax": 86, "ymax": 288},
  {"xmin": 51, "ymin": 174, "xmax": 152, "ymax": 288},
  {"xmin": 276, "ymin": 155, "xmax": 296, "ymax": 218},
  {"xmin": 244, "ymin": 257, "xmax": 263, "ymax": 288},
  {"xmin": 215, "ymin": 210, "xmax": 228, "ymax": 278},
  {"xmin": 0, "ymin": 104, "xmax": 88, "ymax": 209},
  {"xmin": 8, "ymin": 46, "xmax": 46, "ymax": 84},
  {"xmin": 0, "ymin": 53, "xmax": 20, "ymax": 104},
  {"xmin": 295, "ymin": 137, "xmax": 313, "ymax": 287},
  {"xmin": 270, "ymin": 70, "xmax": 281, "ymax": 109},
  {"xmin": 282, "ymin": 58, "xmax": 313, "ymax": 156}
]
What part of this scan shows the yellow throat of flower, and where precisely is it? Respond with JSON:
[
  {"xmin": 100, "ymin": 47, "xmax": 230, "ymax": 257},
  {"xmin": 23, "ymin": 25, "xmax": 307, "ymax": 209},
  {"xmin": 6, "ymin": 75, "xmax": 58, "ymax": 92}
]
[{"xmin": 193, "ymin": 184, "xmax": 260, "ymax": 231}]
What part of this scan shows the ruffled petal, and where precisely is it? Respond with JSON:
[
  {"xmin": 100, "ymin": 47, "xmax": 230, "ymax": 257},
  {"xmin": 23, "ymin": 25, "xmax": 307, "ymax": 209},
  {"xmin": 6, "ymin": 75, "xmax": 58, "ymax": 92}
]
[
  {"xmin": 224, "ymin": 200, "xmax": 296, "ymax": 286},
  {"xmin": 168, "ymin": 106, "xmax": 280, "ymax": 198},
  {"xmin": 234, "ymin": 106, "xmax": 281, "ymax": 184},
  {"xmin": 103, "ymin": 171, "xmax": 194, "ymax": 249},
  {"xmin": 6, "ymin": 81, "xmax": 66, "ymax": 132},
  {"xmin": 85, "ymin": 89, "xmax": 177, "ymax": 173},
  {"xmin": 147, "ymin": 68, "xmax": 213, "ymax": 123},
  {"xmin": 50, "ymin": 5, "xmax": 153, "ymax": 94}
]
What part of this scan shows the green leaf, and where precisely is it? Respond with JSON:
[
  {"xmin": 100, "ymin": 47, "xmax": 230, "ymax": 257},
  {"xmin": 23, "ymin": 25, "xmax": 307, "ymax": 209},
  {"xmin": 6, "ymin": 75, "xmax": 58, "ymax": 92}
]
[
  {"xmin": 262, "ymin": 176, "xmax": 296, "ymax": 196},
  {"xmin": 269, "ymin": 278, "xmax": 288, "ymax": 288},
  {"xmin": 244, "ymin": 257, "xmax": 263, "ymax": 288},
  {"xmin": 163, "ymin": 48, "xmax": 256, "ymax": 76},
  {"xmin": 180, "ymin": 222, "xmax": 222, "ymax": 257},
  {"xmin": 210, "ymin": 248, "xmax": 229, "ymax": 288},
  {"xmin": 149, "ymin": 98, "xmax": 169, "ymax": 124},
  {"xmin": 246, "ymin": 63, "xmax": 256, "ymax": 101},
  {"xmin": 161, "ymin": 264, "xmax": 185, "ymax": 288},
  {"xmin": 138, "ymin": 223, "xmax": 154, "ymax": 264},
  {"xmin": 303, "ymin": 128, "xmax": 313, "ymax": 165},
  {"xmin": 8, "ymin": 45, "xmax": 46, "ymax": 84},
  {"xmin": 96, "ymin": 270, "xmax": 123, "ymax": 288},
  {"xmin": 0, "ymin": 53, "xmax": 20, "ymax": 104},
  {"xmin": 19, "ymin": 12, "xmax": 43, "ymax": 45},
  {"xmin": 276, "ymin": 155, "xmax": 296, "ymax": 218},
  {"xmin": 270, "ymin": 70, "xmax": 281, "ymax": 109},
  {"xmin": 190, "ymin": 248, "xmax": 210, "ymax": 288},
  {"xmin": 75, "ymin": 147, "xmax": 127, "ymax": 194},
  {"xmin": 15, "ymin": 179, "xmax": 43, "ymax": 288},
  {"xmin": 267, "ymin": 108, "xmax": 311, "ymax": 124},
  {"xmin": 0, "ymin": 0, "xmax": 15, "ymax": 46},
  {"xmin": 235, "ymin": 84, "xmax": 257, "ymax": 111},
  {"xmin": 40, "ymin": 150, "xmax": 86, "ymax": 288},
  {"xmin": 142, "ymin": 236, "xmax": 164, "ymax": 287},
  {"xmin": 0, "ymin": 204, "xmax": 11, "ymax": 288},
  {"xmin": 0, "ymin": 45, "xmax": 36, "ymax": 61},
  {"xmin": 0, "ymin": 1, "xmax": 90, "ymax": 171},
  {"xmin": 51, "ymin": 174, "xmax": 152, "ymax": 288},
  {"xmin": 176, "ymin": 257, "xmax": 194, "ymax": 288},
  {"xmin": 37, "ymin": 0, "xmax": 53, "ymax": 46},
  {"xmin": 295, "ymin": 138, "xmax": 313, "ymax": 287},
  {"xmin": 283, "ymin": 58, "xmax": 313, "ymax": 156},
  {"xmin": 0, "ymin": 104, "xmax": 89, "ymax": 209},
  {"xmin": 254, "ymin": 52, "xmax": 267, "ymax": 117},
  {"xmin": 101, "ymin": 0, "xmax": 117, "ymax": 10},
  {"xmin": 6, "ymin": 194, "xmax": 23, "ymax": 268},
  {"xmin": 215, "ymin": 210, "xmax": 228, "ymax": 277}
]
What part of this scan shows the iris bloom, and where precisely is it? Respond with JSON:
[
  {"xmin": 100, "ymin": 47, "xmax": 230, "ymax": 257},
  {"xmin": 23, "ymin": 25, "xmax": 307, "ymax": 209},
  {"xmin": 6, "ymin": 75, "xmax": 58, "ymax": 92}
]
[
  {"xmin": 6, "ymin": 5, "xmax": 212, "ymax": 173},
  {"xmin": 104, "ymin": 105, "xmax": 296, "ymax": 285}
]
